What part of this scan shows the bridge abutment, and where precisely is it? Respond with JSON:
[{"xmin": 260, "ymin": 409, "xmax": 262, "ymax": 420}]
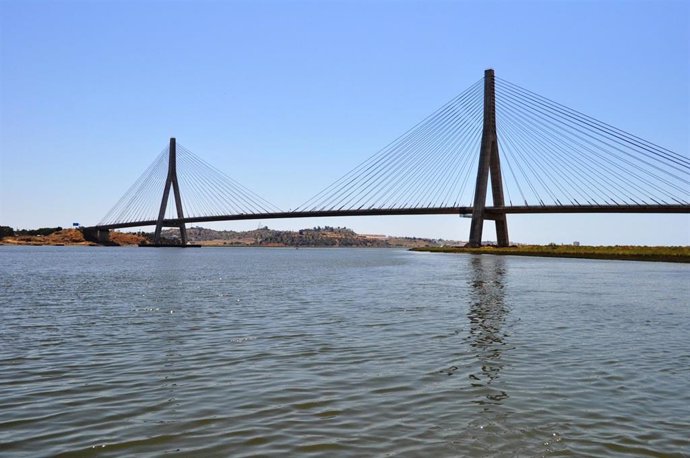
[{"xmin": 81, "ymin": 228, "xmax": 111, "ymax": 245}]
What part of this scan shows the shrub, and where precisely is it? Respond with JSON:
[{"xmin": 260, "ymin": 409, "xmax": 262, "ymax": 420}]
[{"xmin": 0, "ymin": 226, "xmax": 15, "ymax": 238}]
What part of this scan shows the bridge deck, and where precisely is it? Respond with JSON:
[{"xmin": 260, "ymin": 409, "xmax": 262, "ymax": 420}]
[{"xmin": 90, "ymin": 204, "xmax": 690, "ymax": 231}]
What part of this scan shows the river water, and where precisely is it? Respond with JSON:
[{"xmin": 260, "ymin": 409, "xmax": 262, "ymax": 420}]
[{"xmin": 0, "ymin": 246, "xmax": 688, "ymax": 457}]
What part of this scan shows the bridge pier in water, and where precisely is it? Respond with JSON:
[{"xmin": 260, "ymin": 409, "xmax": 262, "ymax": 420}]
[
  {"xmin": 468, "ymin": 69, "xmax": 510, "ymax": 247},
  {"xmin": 153, "ymin": 137, "xmax": 189, "ymax": 246}
]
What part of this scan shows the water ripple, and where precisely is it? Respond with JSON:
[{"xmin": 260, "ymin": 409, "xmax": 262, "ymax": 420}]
[{"xmin": 0, "ymin": 246, "xmax": 688, "ymax": 456}]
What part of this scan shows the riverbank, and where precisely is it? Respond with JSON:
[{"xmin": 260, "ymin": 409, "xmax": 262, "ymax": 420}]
[
  {"xmin": 410, "ymin": 245, "xmax": 690, "ymax": 263},
  {"xmin": 0, "ymin": 226, "xmax": 451, "ymax": 248},
  {"xmin": 0, "ymin": 229, "xmax": 146, "ymax": 246}
]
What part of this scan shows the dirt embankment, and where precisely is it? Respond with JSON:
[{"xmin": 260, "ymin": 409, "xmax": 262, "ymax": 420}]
[
  {"xmin": 109, "ymin": 231, "xmax": 148, "ymax": 246},
  {"xmin": 0, "ymin": 229, "xmax": 148, "ymax": 246},
  {"xmin": 1, "ymin": 229, "xmax": 94, "ymax": 246}
]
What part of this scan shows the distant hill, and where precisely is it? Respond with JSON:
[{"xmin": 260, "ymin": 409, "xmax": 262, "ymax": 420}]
[
  {"xmin": 159, "ymin": 225, "xmax": 458, "ymax": 248},
  {"xmin": 0, "ymin": 225, "xmax": 459, "ymax": 248}
]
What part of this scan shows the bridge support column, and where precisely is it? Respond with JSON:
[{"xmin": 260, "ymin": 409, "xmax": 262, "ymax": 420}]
[
  {"xmin": 469, "ymin": 69, "xmax": 509, "ymax": 247},
  {"xmin": 96, "ymin": 229, "xmax": 111, "ymax": 244},
  {"xmin": 81, "ymin": 227, "xmax": 111, "ymax": 245},
  {"xmin": 153, "ymin": 137, "xmax": 188, "ymax": 245}
]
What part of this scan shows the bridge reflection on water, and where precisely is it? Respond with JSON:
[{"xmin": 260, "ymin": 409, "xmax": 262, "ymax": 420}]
[{"xmin": 466, "ymin": 255, "xmax": 510, "ymax": 404}]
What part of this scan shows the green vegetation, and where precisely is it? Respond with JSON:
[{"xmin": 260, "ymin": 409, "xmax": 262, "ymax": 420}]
[
  {"xmin": 0, "ymin": 226, "xmax": 14, "ymax": 238},
  {"xmin": 411, "ymin": 244, "xmax": 690, "ymax": 263},
  {"xmin": 0, "ymin": 226, "xmax": 64, "ymax": 238},
  {"xmin": 13, "ymin": 226, "xmax": 63, "ymax": 237}
]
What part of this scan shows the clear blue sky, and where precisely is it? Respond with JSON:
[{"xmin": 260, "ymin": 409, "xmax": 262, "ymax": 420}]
[{"xmin": 1, "ymin": 0, "xmax": 688, "ymax": 244}]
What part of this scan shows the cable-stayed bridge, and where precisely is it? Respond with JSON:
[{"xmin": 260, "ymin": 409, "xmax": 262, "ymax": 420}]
[{"xmin": 90, "ymin": 70, "xmax": 689, "ymax": 246}]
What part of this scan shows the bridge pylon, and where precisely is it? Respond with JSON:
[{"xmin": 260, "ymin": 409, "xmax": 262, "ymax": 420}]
[
  {"xmin": 468, "ymin": 69, "xmax": 509, "ymax": 247},
  {"xmin": 153, "ymin": 137, "xmax": 188, "ymax": 245}
]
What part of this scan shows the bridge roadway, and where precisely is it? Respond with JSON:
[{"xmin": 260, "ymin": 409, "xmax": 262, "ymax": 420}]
[{"xmin": 91, "ymin": 204, "xmax": 690, "ymax": 231}]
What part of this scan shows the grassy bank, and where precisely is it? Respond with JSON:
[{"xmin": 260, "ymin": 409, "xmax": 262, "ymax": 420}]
[{"xmin": 410, "ymin": 245, "xmax": 690, "ymax": 263}]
